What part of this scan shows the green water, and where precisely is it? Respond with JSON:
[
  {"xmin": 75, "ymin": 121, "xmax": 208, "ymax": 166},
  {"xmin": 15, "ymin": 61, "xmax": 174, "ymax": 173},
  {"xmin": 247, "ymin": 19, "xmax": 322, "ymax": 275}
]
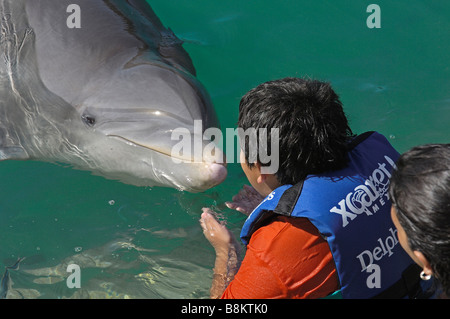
[{"xmin": 1, "ymin": 1, "xmax": 449, "ymax": 298}]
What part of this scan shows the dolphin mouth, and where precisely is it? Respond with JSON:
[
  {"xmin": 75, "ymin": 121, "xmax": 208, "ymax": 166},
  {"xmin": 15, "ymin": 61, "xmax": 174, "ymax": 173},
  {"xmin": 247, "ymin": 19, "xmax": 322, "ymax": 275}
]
[
  {"xmin": 107, "ymin": 134, "xmax": 225, "ymax": 164},
  {"xmin": 107, "ymin": 134, "xmax": 177, "ymax": 158},
  {"xmin": 154, "ymin": 161, "xmax": 227, "ymax": 192},
  {"xmin": 108, "ymin": 134, "xmax": 227, "ymax": 191}
]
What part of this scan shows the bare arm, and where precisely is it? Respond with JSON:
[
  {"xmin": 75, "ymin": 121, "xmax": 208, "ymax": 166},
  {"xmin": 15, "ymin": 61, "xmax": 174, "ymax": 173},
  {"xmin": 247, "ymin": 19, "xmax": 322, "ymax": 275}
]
[
  {"xmin": 200, "ymin": 185, "xmax": 264, "ymax": 298},
  {"xmin": 200, "ymin": 209, "xmax": 241, "ymax": 299}
]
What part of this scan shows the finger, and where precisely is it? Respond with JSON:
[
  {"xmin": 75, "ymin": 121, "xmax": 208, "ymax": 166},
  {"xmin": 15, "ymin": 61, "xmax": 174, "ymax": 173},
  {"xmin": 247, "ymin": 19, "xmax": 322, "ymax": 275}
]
[
  {"xmin": 200, "ymin": 211, "xmax": 217, "ymax": 233},
  {"xmin": 241, "ymin": 185, "xmax": 251, "ymax": 196},
  {"xmin": 199, "ymin": 211, "xmax": 209, "ymax": 225},
  {"xmin": 243, "ymin": 184, "xmax": 255, "ymax": 193},
  {"xmin": 202, "ymin": 207, "xmax": 214, "ymax": 214},
  {"xmin": 199, "ymin": 215, "xmax": 207, "ymax": 233},
  {"xmin": 200, "ymin": 209, "xmax": 213, "ymax": 226},
  {"xmin": 232, "ymin": 189, "xmax": 245, "ymax": 201},
  {"xmin": 225, "ymin": 202, "xmax": 236, "ymax": 209}
]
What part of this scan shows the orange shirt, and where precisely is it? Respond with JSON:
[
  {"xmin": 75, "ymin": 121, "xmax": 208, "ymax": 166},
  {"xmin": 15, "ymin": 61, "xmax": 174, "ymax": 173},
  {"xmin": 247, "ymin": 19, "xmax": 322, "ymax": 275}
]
[{"xmin": 221, "ymin": 216, "xmax": 339, "ymax": 299}]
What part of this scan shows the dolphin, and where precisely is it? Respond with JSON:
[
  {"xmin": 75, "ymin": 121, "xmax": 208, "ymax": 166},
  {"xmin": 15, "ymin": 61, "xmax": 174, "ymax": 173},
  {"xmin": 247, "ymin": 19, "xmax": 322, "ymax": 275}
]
[{"xmin": 0, "ymin": 0, "xmax": 227, "ymax": 192}]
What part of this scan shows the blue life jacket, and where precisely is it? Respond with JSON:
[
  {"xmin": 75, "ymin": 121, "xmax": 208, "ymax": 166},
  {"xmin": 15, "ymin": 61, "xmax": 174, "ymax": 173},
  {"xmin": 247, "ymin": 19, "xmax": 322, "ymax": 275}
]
[{"xmin": 240, "ymin": 131, "xmax": 424, "ymax": 299}]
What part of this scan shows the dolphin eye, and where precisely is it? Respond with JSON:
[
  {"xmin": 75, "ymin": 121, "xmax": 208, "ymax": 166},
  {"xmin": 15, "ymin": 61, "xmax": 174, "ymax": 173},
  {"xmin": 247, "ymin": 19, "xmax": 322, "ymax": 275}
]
[{"xmin": 82, "ymin": 115, "xmax": 96, "ymax": 127}]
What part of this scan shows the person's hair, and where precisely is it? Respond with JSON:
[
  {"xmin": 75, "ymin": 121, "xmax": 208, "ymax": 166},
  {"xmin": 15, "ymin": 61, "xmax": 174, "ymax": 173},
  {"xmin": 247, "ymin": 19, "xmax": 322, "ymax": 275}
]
[
  {"xmin": 389, "ymin": 144, "xmax": 450, "ymax": 296},
  {"xmin": 237, "ymin": 77, "xmax": 355, "ymax": 185}
]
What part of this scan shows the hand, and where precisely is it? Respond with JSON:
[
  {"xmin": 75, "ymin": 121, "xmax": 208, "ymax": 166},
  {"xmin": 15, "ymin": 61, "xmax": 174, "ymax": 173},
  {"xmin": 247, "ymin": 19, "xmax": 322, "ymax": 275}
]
[
  {"xmin": 200, "ymin": 208, "xmax": 241, "ymax": 299},
  {"xmin": 225, "ymin": 185, "xmax": 264, "ymax": 216},
  {"xmin": 200, "ymin": 208, "xmax": 233, "ymax": 254}
]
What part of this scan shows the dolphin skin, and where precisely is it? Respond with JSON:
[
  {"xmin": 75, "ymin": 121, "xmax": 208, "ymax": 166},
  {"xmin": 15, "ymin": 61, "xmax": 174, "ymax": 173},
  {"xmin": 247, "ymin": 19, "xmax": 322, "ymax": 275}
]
[{"xmin": 0, "ymin": 0, "xmax": 226, "ymax": 192}]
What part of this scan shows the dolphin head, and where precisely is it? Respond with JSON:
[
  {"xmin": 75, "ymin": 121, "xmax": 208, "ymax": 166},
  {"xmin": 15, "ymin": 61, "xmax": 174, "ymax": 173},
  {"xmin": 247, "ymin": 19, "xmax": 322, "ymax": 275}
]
[
  {"xmin": 17, "ymin": 0, "xmax": 227, "ymax": 192},
  {"xmin": 76, "ymin": 63, "xmax": 227, "ymax": 192}
]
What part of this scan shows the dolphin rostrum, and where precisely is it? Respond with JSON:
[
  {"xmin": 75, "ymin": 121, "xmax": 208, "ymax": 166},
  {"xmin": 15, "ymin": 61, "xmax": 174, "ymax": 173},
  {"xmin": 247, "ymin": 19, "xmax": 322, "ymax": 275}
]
[{"xmin": 0, "ymin": 0, "xmax": 227, "ymax": 192}]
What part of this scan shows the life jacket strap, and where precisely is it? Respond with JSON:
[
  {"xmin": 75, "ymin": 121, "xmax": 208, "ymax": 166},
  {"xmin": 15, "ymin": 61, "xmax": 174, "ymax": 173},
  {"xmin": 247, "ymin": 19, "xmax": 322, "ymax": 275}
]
[{"xmin": 273, "ymin": 181, "xmax": 304, "ymax": 216}]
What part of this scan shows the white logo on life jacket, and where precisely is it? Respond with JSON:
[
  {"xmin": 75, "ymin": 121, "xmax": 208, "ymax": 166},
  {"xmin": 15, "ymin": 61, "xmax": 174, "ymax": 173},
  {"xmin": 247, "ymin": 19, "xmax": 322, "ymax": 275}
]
[
  {"xmin": 357, "ymin": 227, "xmax": 399, "ymax": 272},
  {"xmin": 358, "ymin": 227, "xmax": 400, "ymax": 288},
  {"xmin": 329, "ymin": 155, "xmax": 397, "ymax": 227}
]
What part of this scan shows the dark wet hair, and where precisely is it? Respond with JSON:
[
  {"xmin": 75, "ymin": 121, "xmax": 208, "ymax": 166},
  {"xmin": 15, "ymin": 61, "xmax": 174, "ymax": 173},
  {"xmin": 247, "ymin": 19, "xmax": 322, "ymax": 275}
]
[
  {"xmin": 389, "ymin": 144, "xmax": 450, "ymax": 296},
  {"xmin": 237, "ymin": 77, "xmax": 354, "ymax": 185}
]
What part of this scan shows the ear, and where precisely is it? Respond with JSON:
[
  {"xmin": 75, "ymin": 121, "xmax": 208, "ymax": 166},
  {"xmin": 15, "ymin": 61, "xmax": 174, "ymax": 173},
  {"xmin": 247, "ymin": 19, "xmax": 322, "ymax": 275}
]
[
  {"xmin": 255, "ymin": 162, "xmax": 266, "ymax": 184},
  {"xmin": 413, "ymin": 250, "xmax": 433, "ymax": 276}
]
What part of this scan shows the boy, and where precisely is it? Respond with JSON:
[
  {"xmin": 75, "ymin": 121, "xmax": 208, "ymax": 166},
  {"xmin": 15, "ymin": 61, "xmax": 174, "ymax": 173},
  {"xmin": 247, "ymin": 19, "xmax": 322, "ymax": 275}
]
[{"xmin": 200, "ymin": 77, "xmax": 423, "ymax": 299}]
